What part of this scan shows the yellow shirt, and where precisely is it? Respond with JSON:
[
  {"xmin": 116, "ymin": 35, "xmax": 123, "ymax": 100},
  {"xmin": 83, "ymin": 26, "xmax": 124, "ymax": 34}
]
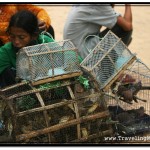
[{"xmin": 0, "ymin": 4, "xmax": 51, "ymax": 44}]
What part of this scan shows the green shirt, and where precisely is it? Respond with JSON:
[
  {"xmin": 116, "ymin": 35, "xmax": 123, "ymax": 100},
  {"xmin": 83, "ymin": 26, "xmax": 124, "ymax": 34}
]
[{"xmin": 0, "ymin": 34, "xmax": 54, "ymax": 74}]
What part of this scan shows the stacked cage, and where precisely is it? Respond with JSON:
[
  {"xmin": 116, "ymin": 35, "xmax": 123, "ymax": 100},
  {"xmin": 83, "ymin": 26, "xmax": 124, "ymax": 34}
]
[
  {"xmin": 0, "ymin": 40, "xmax": 113, "ymax": 143},
  {"xmin": 81, "ymin": 31, "xmax": 150, "ymax": 138}
]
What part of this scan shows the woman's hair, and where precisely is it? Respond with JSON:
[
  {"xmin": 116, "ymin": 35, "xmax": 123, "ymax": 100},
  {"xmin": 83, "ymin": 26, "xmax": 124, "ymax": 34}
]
[{"xmin": 7, "ymin": 10, "xmax": 39, "ymax": 35}]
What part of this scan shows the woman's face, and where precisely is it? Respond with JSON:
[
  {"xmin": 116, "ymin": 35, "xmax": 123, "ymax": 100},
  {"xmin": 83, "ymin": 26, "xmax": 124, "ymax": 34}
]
[{"xmin": 8, "ymin": 27, "xmax": 36, "ymax": 49}]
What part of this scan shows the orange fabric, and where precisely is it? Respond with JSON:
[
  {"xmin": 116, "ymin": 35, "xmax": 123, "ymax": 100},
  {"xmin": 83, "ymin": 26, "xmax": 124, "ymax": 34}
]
[{"xmin": 0, "ymin": 4, "xmax": 51, "ymax": 44}]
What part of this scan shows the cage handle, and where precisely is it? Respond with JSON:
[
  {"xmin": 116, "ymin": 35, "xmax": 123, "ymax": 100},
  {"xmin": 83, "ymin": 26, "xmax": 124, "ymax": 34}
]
[{"xmin": 84, "ymin": 35, "xmax": 103, "ymax": 53}]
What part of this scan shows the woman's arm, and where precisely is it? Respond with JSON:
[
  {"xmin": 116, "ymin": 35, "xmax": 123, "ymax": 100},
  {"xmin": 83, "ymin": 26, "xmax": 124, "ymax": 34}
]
[{"xmin": 0, "ymin": 45, "xmax": 13, "ymax": 74}]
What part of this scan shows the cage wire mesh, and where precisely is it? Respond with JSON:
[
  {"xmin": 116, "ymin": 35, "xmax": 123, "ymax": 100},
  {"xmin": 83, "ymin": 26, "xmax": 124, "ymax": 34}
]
[
  {"xmin": 16, "ymin": 40, "xmax": 81, "ymax": 81},
  {"xmin": 80, "ymin": 30, "xmax": 136, "ymax": 89},
  {"xmin": 105, "ymin": 59, "xmax": 150, "ymax": 136}
]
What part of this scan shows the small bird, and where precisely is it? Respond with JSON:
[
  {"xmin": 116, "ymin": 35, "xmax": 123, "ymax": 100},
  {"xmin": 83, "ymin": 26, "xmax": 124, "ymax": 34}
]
[
  {"xmin": 116, "ymin": 81, "xmax": 142, "ymax": 103},
  {"xmin": 117, "ymin": 84, "xmax": 133, "ymax": 102}
]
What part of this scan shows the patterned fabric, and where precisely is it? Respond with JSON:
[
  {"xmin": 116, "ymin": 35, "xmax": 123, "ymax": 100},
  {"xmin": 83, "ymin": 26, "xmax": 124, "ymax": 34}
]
[{"xmin": 0, "ymin": 4, "xmax": 51, "ymax": 44}]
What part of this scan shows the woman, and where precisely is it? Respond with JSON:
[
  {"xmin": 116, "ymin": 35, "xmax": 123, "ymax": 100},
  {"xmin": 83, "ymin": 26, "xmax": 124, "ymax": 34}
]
[
  {"xmin": 0, "ymin": 10, "xmax": 54, "ymax": 88},
  {"xmin": 0, "ymin": 4, "xmax": 55, "ymax": 46}
]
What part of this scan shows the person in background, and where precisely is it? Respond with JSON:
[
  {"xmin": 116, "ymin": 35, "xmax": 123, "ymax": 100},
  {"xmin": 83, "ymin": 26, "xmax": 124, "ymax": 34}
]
[
  {"xmin": 0, "ymin": 10, "xmax": 54, "ymax": 88},
  {"xmin": 0, "ymin": 4, "xmax": 55, "ymax": 46},
  {"xmin": 63, "ymin": 4, "xmax": 133, "ymax": 60}
]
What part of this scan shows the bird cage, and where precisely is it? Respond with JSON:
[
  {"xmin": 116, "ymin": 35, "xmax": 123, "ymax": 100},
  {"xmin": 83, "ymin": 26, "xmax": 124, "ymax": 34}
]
[
  {"xmin": 80, "ymin": 31, "xmax": 136, "ymax": 90},
  {"xmin": 106, "ymin": 59, "xmax": 150, "ymax": 137},
  {"xmin": 0, "ymin": 71, "xmax": 113, "ymax": 143},
  {"xmin": 16, "ymin": 40, "xmax": 81, "ymax": 82}
]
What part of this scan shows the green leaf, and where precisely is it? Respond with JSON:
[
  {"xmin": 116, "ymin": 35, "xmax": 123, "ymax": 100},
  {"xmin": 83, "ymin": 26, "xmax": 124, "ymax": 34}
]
[{"xmin": 77, "ymin": 75, "xmax": 90, "ymax": 89}]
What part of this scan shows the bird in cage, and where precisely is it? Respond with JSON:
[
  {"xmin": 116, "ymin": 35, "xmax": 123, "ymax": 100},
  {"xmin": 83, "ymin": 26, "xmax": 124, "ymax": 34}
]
[
  {"xmin": 116, "ymin": 81, "xmax": 142, "ymax": 103},
  {"xmin": 112, "ymin": 74, "xmax": 143, "ymax": 103}
]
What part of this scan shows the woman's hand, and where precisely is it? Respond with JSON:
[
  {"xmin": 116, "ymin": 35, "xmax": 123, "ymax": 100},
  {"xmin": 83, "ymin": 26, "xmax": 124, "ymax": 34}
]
[{"xmin": 38, "ymin": 19, "xmax": 47, "ymax": 31}]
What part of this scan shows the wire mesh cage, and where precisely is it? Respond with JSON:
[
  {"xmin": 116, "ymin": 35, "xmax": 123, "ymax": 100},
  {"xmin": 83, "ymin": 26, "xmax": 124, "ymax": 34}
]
[
  {"xmin": 16, "ymin": 40, "xmax": 81, "ymax": 82},
  {"xmin": 80, "ymin": 31, "xmax": 136, "ymax": 90},
  {"xmin": 105, "ymin": 59, "xmax": 150, "ymax": 136}
]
